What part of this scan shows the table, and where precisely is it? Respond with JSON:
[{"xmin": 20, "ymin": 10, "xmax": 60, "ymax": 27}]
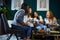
[
  {"xmin": 32, "ymin": 30, "xmax": 60, "ymax": 40},
  {"xmin": 48, "ymin": 31, "xmax": 60, "ymax": 40}
]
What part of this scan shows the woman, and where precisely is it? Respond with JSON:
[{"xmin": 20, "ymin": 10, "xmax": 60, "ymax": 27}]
[
  {"xmin": 44, "ymin": 10, "xmax": 59, "ymax": 30},
  {"xmin": 33, "ymin": 12, "xmax": 47, "ymax": 31},
  {"xmin": 23, "ymin": 8, "xmax": 34, "ymax": 27},
  {"xmin": 12, "ymin": 3, "xmax": 31, "ymax": 40},
  {"xmin": 33, "ymin": 12, "xmax": 43, "ymax": 24}
]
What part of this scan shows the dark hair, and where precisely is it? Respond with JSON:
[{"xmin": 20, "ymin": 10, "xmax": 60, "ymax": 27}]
[
  {"xmin": 21, "ymin": 3, "xmax": 29, "ymax": 13},
  {"xmin": 33, "ymin": 12, "xmax": 40, "ymax": 20}
]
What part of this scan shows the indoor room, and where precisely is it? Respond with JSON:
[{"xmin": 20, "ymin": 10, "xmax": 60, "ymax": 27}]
[{"xmin": 0, "ymin": 0, "xmax": 60, "ymax": 40}]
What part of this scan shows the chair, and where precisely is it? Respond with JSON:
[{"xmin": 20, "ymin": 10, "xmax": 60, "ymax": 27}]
[{"xmin": 1, "ymin": 13, "xmax": 25, "ymax": 40}]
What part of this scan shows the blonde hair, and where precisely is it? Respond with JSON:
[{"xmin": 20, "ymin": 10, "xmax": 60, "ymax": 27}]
[{"xmin": 47, "ymin": 10, "xmax": 55, "ymax": 20}]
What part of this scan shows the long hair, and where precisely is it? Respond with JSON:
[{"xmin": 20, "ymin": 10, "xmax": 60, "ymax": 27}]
[
  {"xmin": 33, "ymin": 12, "xmax": 40, "ymax": 20},
  {"xmin": 21, "ymin": 3, "xmax": 29, "ymax": 13},
  {"xmin": 27, "ymin": 8, "xmax": 33, "ymax": 17},
  {"xmin": 48, "ymin": 10, "xmax": 55, "ymax": 20}
]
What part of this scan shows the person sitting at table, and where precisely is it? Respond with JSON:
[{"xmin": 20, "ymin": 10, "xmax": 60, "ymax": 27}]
[
  {"xmin": 44, "ymin": 10, "xmax": 59, "ymax": 30},
  {"xmin": 23, "ymin": 8, "xmax": 34, "ymax": 27},
  {"xmin": 33, "ymin": 12, "xmax": 47, "ymax": 31},
  {"xmin": 12, "ymin": 3, "xmax": 32, "ymax": 40},
  {"xmin": 33, "ymin": 12, "xmax": 43, "ymax": 24}
]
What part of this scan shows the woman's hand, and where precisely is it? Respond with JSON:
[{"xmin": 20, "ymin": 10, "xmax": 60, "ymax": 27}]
[
  {"xmin": 51, "ymin": 24, "xmax": 57, "ymax": 27},
  {"xmin": 48, "ymin": 23, "xmax": 57, "ymax": 27},
  {"xmin": 24, "ymin": 22, "xmax": 28, "ymax": 25}
]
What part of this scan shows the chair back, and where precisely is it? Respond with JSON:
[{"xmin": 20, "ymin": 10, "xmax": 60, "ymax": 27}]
[{"xmin": 1, "ymin": 13, "xmax": 9, "ymax": 34}]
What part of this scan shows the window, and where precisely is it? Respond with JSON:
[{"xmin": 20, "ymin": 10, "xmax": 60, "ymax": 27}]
[
  {"xmin": 11, "ymin": 0, "xmax": 24, "ymax": 10},
  {"xmin": 37, "ymin": 0, "xmax": 49, "ymax": 11}
]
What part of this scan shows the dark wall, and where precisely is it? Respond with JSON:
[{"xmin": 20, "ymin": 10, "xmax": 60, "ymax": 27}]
[
  {"xmin": 49, "ymin": 0, "xmax": 60, "ymax": 19},
  {"xmin": 3, "ymin": 0, "xmax": 17, "ymax": 20},
  {"xmin": 24, "ymin": 0, "xmax": 60, "ymax": 19},
  {"xmin": 4, "ymin": 0, "xmax": 60, "ymax": 20}
]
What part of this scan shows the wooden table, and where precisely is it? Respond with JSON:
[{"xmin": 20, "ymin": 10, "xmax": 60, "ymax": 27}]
[
  {"xmin": 32, "ymin": 30, "xmax": 60, "ymax": 40},
  {"xmin": 48, "ymin": 31, "xmax": 60, "ymax": 40}
]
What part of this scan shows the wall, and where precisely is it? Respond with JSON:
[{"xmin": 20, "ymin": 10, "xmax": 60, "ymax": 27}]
[
  {"xmin": 4, "ymin": 0, "xmax": 60, "ymax": 20},
  {"xmin": 24, "ymin": 0, "xmax": 60, "ymax": 19}
]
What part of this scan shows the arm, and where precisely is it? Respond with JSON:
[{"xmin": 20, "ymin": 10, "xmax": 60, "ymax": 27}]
[
  {"xmin": 52, "ymin": 18, "xmax": 59, "ymax": 26},
  {"xmin": 46, "ymin": 17, "xmax": 58, "ymax": 26},
  {"xmin": 23, "ymin": 15, "xmax": 28, "ymax": 25},
  {"xmin": 39, "ymin": 16, "xmax": 44, "ymax": 24},
  {"xmin": 16, "ymin": 9, "xmax": 25, "ymax": 25}
]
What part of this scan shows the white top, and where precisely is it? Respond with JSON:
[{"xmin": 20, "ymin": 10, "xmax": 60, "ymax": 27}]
[
  {"xmin": 23, "ymin": 15, "xmax": 28, "ymax": 23},
  {"xmin": 23, "ymin": 15, "xmax": 34, "ymax": 27},
  {"xmin": 44, "ymin": 18, "xmax": 59, "ymax": 26},
  {"xmin": 39, "ymin": 16, "xmax": 43, "ymax": 22},
  {"xmin": 33, "ymin": 15, "xmax": 43, "ymax": 24}
]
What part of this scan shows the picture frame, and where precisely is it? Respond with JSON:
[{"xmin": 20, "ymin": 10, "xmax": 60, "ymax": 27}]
[
  {"xmin": 37, "ymin": 0, "xmax": 49, "ymax": 11},
  {"xmin": 11, "ymin": 0, "xmax": 24, "ymax": 10}
]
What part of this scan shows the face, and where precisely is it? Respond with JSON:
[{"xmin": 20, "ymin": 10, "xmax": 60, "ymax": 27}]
[
  {"xmin": 28, "ymin": 8, "xmax": 32, "ymax": 14},
  {"xmin": 34, "ymin": 12, "xmax": 38, "ymax": 17},
  {"xmin": 46, "ymin": 11, "xmax": 50, "ymax": 18}
]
